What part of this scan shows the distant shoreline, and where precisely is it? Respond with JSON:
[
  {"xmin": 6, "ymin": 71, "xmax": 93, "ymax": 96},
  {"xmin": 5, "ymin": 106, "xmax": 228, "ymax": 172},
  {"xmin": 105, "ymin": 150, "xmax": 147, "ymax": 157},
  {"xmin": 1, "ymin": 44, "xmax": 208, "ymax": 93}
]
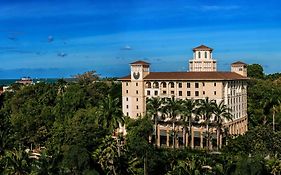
[{"xmin": 0, "ymin": 78, "xmax": 74, "ymax": 86}]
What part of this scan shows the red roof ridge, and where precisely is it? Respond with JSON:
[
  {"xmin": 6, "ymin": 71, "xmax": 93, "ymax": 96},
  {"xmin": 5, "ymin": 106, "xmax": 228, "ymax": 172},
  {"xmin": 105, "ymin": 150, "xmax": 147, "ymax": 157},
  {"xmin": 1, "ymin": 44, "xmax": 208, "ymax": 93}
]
[
  {"xmin": 231, "ymin": 61, "xmax": 247, "ymax": 65},
  {"xmin": 193, "ymin": 45, "xmax": 213, "ymax": 51},
  {"xmin": 130, "ymin": 60, "xmax": 150, "ymax": 65}
]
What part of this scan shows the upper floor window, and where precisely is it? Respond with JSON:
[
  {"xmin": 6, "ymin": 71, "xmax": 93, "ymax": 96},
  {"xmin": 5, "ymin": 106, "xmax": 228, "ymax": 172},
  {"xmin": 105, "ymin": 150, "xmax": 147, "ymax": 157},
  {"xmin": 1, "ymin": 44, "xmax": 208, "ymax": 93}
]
[
  {"xmin": 214, "ymin": 83, "xmax": 217, "ymax": 86},
  {"xmin": 126, "ymin": 97, "xmax": 128, "ymax": 101},
  {"xmin": 126, "ymin": 90, "xmax": 128, "ymax": 94},
  {"xmin": 126, "ymin": 82, "xmax": 128, "ymax": 86},
  {"xmin": 198, "ymin": 52, "xmax": 201, "ymax": 58},
  {"xmin": 153, "ymin": 82, "xmax": 159, "ymax": 88},
  {"xmin": 202, "ymin": 82, "xmax": 205, "ymax": 86},
  {"xmin": 170, "ymin": 82, "xmax": 175, "ymax": 88},
  {"xmin": 187, "ymin": 82, "xmax": 190, "ymax": 88},
  {"xmin": 178, "ymin": 82, "xmax": 182, "ymax": 88},
  {"xmin": 205, "ymin": 51, "xmax": 207, "ymax": 58},
  {"xmin": 162, "ymin": 82, "xmax": 167, "ymax": 88},
  {"xmin": 146, "ymin": 82, "xmax": 151, "ymax": 88},
  {"xmin": 187, "ymin": 91, "xmax": 191, "ymax": 96},
  {"xmin": 136, "ymin": 90, "xmax": 138, "ymax": 94},
  {"xmin": 195, "ymin": 83, "xmax": 199, "ymax": 88},
  {"xmin": 179, "ymin": 91, "xmax": 182, "ymax": 96},
  {"xmin": 136, "ymin": 82, "xmax": 138, "ymax": 86},
  {"xmin": 147, "ymin": 90, "xmax": 150, "ymax": 95},
  {"xmin": 195, "ymin": 91, "xmax": 199, "ymax": 96}
]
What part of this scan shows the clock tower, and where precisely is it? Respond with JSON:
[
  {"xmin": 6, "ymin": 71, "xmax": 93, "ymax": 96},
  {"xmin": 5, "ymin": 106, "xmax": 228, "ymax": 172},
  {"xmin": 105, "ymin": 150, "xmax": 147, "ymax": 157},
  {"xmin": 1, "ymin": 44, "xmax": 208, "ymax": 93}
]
[{"xmin": 122, "ymin": 60, "xmax": 150, "ymax": 118}]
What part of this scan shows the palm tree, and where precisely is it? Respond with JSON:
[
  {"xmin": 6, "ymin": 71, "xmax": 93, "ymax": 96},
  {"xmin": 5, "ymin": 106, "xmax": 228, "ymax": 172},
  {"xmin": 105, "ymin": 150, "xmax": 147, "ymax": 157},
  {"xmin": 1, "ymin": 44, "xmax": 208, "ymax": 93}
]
[
  {"xmin": 146, "ymin": 97, "xmax": 163, "ymax": 147},
  {"xmin": 212, "ymin": 100, "xmax": 233, "ymax": 149},
  {"xmin": 197, "ymin": 97, "xmax": 215, "ymax": 150},
  {"xmin": 263, "ymin": 95, "xmax": 281, "ymax": 132},
  {"xmin": 162, "ymin": 96, "xmax": 182, "ymax": 149},
  {"xmin": 180, "ymin": 99, "xmax": 197, "ymax": 148},
  {"xmin": 98, "ymin": 94, "xmax": 124, "ymax": 133}
]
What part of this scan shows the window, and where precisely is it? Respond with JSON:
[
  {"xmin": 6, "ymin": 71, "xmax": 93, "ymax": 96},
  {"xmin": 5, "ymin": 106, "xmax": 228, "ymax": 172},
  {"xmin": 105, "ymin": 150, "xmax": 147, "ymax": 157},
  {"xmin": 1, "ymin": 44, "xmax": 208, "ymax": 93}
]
[
  {"xmin": 147, "ymin": 82, "xmax": 151, "ymax": 88},
  {"xmin": 126, "ymin": 82, "xmax": 128, "ymax": 86},
  {"xmin": 214, "ymin": 91, "xmax": 216, "ymax": 95},
  {"xmin": 202, "ymin": 82, "xmax": 205, "ymax": 86},
  {"xmin": 187, "ymin": 82, "xmax": 190, "ymax": 88},
  {"xmin": 203, "ymin": 91, "xmax": 205, "ymax": 95},
  {"xmin": 137, "ymin": 113, "xmax": 139, "ymax": 116},
  {"xmin": 136, "ymin": 105, "xmax": 139, "ymax": 109},
  {"xmin": 163, "ymin": 90, "xmax": 167, "ymax": 94},
  {"xmin": 187, "ymin": 91, "xmax": 191, "ymax": 96},
  {"xmin": 171, "ymin": 91, "xmax": 174, "ymax": 95},
  {"xmin": 179, "ymin": 91, "xmax": 182, "ymax": 96},
  {"xmin": 205, "ymin": 51, "xmax": 207, "ymax": 58},
  {"xmin": 147, "ymin": 90, "xmax": 150, "ymax": 95},
  {"xmin": 214, "ymin": 83, "xmax": 216, "ymax": 86},
  {"xmin": 126, "ymin": 97, "xmax": 128, "ymax": 101},
  {"xmin": 126, "ymin": 112, "xmax": 129, "ymax": 116},
  {"xmin": 198, "ymin": 52, "xmax": 201, "ymax": 58},
  {"xmin": 153, "ymin": 82, "xmax": 159, "ymax": 88},
  {"xmin": 162, "ymin": 82, "xmax": 167, "ymax": 88},
  {"xmin": 126, "ymin": 90, "xmax": 128, "ymax": 94},
  {"xmin": 154, "ymin": 91, "xmax": 158, "ymax": 96},
  {"xmin": 170, "ymin": 82, "xmax": 175, "ymax": 88},
  {"xmin": 195, "ymin": 91, "xmax": 199, "ymax": 96},
  {"xmin": 126, "ymin": 105, "xmax": 129, "ymax": 109},
  {"xmin": 136, "ymin": 90, "xmax": 138, "ymax": 94},
  {"xmin": 195, "ymin": 83, "xmax": 199, "ymax": 88},
  {"xmin": 178, "ymin": 83, "xmax": 182, "ymax": 88},
  {"xmin": 136, "ymin": 98, "xmax": 138, "ymax": 101},
  {"xmin": 136, "ymin": 82, "xmax": 138, "ymax": 86}
]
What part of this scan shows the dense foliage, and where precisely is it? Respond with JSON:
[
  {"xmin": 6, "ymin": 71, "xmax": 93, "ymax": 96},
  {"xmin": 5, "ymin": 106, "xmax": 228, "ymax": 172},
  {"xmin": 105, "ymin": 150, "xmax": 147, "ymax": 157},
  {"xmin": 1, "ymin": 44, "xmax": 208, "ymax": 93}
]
[{"xmin": 1, "ymin": 66, "xmax": 281, "ymax": 174}]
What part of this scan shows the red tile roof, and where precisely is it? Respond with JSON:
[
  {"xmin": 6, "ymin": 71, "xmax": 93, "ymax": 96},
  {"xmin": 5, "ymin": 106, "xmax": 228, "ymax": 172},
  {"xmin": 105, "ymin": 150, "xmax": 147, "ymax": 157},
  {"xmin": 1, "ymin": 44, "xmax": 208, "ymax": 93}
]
[
  {"xmin": 193, "ymin": 45, "xmax": 213, "ymax": 51},
  {"xmin": 130, "ymin": 60, "xmax": 150, "ymax": 65},
  {"xmin": 119, "ymin": 72, "xmax": 248, "ymax": 81}
]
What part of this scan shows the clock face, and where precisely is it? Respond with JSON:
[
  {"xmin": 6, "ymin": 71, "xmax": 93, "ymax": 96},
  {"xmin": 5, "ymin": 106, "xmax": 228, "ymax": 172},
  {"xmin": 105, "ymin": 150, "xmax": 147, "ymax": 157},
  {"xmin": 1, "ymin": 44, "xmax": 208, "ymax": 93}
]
[{"xmin": 133, "ymin": 72, "xmax": 140, "ymax": 80}]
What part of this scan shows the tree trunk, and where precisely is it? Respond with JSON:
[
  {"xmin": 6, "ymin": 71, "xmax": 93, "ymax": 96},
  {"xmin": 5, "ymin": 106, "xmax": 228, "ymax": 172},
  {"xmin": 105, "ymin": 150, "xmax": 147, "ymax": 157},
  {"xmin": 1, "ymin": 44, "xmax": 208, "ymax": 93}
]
[
  {"xmin": 206, "ymin": 123, "xmax": 209, "ymax": 150},
  {"xmin": 188, "ymin": 116, "xmax": 192, "ymax": 148},
  {"xmin": 172, "ymin": 122, "xmax": 175, "ymax": 149},
  {"xmin": 144, "ymin": 152, "xmax": 148, "ymax": 175},
  {"xmin": 273, "ymin": 109, "xmax": 275, "ymax": 132},
  {"xmin": 217, "ymin": 127, "xmax": 220, "ymax": 150},
  {"xmin": 154, "ymin": 116, "xmax": 158, "ymax": 147},
  {"xmin": 183, "ymin": 126, "xmax": 186, "ymax": 148}
]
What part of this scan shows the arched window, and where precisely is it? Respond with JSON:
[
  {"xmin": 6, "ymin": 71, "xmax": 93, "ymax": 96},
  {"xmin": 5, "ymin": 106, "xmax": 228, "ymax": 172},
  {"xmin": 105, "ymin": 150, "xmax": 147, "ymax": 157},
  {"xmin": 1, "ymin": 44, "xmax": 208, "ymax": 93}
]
[
  {"xmin": 146, "ymin": 82, "xmax": 151, "ymax": 88},
  {"xmin": 205, "ymin": 51, "xmax": 207, "ymax": 58},
  {"xmin": 170, "ymin": 82, "xmax": 175, "ymax": 88},
  {"xmin": 162, "ymin": 82, "xmax": 167, "ymax": 88},
  {"xmin": 153, "ymin": 82, "xmax": 159, "ymax": 88}
]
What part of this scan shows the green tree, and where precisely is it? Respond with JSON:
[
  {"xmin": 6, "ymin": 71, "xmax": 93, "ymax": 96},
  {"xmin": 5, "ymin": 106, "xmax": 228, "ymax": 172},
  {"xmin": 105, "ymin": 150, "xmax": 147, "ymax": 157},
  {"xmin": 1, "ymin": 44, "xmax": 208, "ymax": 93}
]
[
  {"xmin": 197, "ymin": 98, "xmax": 215, "ymax": 150},
  {"xmin": 180, "ymin": 99, "xmax": 197, "ymax": 148},
  {"xmin": 212, "ymin": 101, "xmax": 233, "ymax": 149},
  {"xmin": 146, "ymin": 97, "xmax": 163, "ymax": 147},
  {"xmin": 162, "ymin": 96, "xmax": 182, "ymax": 149},
  {"xmin": 126, "ymin": 116, "xmax": 153, "ymax": 175},
  {"xmin": 247, "ymin": 64, "xmax": 264, "ymax": 79},
  {"xmin": 97, "ymin": 94, "xmax": 124, "ymax": 133}
]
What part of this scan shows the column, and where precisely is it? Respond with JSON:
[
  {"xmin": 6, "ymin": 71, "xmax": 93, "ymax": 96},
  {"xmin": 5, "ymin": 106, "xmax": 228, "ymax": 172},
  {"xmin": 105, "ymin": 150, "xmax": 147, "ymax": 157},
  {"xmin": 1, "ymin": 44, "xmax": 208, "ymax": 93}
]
[
  {"xmin": 191, "ymin": 127, "xmax": 194, "ymax": 149},
  {"xmin": 157, "ymin": 125, "xmax": 160, "ymax": 147},
  {"xmin": 200, "ymin": 128, "xmax": 203, "ymax": 149}
]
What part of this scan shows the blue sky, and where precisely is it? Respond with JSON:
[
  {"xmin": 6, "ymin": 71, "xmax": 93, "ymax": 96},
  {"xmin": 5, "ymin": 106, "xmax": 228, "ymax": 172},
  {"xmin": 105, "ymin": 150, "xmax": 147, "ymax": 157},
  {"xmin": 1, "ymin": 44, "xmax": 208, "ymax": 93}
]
[{"xmin": 0, "ymin": 0, "xmax": 281, "ymax": 78}]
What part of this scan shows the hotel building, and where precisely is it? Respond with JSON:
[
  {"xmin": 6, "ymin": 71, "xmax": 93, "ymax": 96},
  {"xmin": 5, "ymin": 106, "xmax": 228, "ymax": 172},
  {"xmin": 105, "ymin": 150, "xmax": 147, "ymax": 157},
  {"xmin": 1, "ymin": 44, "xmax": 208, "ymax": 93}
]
[{"xmin": 119, "ymin": 45, "xmax": 248, "ymax": 148}]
